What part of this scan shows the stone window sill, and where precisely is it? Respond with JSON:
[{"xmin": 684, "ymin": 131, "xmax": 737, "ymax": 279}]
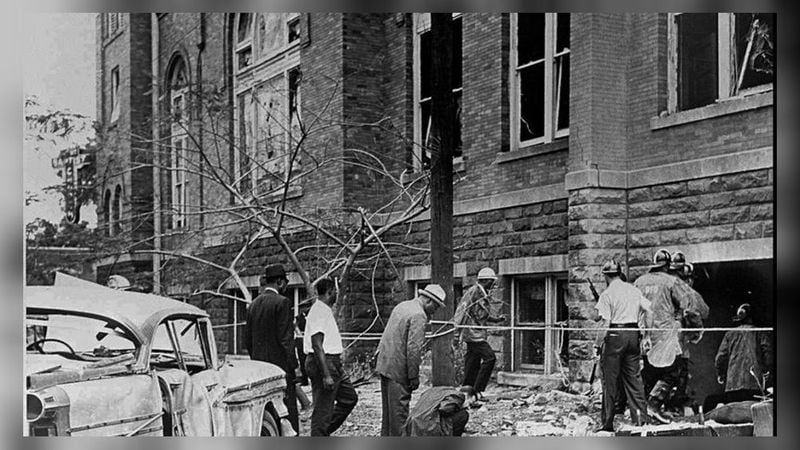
[
  {"xmin": 496, "ymin": 138, "xmax": 569, "ymax": 164},
  {"xmin": 650, "ymin": 89, "xmax": 773, "ymax": 130}
]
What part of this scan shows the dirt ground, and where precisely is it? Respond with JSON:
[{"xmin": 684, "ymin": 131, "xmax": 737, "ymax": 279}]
[{"xmin": 295, "ymin": 375, "xmax": 704, "ymax": 437}]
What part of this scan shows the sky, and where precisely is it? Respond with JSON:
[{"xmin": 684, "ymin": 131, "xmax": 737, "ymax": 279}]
[{"xmin": 23, "ymin": 13, "xmax": 96, "ymax": 227}]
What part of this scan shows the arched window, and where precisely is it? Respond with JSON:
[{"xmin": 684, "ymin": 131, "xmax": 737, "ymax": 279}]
[
  {"xmin": 113, "ymin": 185, "xmax": 122, "ymax": 235},
  {"xmin": 168, "ymin": 56, "xmax": 189, "ymax": 229},
  {"xmin": 232, "ymin": 13, "xmax": 302, "ymax": 197},
  {"xmin": 103, "ymin": 189, "xmax": 112, "ymax": 236}
]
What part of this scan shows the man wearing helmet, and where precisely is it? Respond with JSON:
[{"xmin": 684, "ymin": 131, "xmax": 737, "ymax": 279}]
[
  {"xmin": 458, "ymin": 267, "xmax": 506, "ymax": 402},
  {"xmin": 703, "ymin": 303, "xmax": 773, "ymax": 413},
  {"xmin": 667, "ymin": 253, "xmax": 710, "ymax": 416},
  {"xmin": 591, "ymin": 260, "xmax": 653, "ymax": 432},
  {"xmin": 376, "ymin": 284, "xmax": 445, "ymax": 436},
  {"xmin": 633, "ymin": 249, "xmax": 691, "ymax": 424}
]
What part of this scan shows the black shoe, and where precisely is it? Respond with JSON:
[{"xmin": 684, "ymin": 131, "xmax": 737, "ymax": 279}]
[{"xmin": 593, "ymin": 426, "xmax": 614, "ymax": 434}]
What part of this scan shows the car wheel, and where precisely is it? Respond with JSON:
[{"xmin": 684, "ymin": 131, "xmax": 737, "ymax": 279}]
[{"xmin": 260, "ymin": 409, "xmax": 280, "ymax": 436}]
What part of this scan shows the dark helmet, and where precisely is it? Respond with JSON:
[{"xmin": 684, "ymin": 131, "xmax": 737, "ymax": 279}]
[
  {"xmin": 650, "ymin": 248, "xmax": 671, "ymax": 269},
  {"xmin": 601, "ymin": 260, "xmax": 622, "ymax": 276},
  {"xmin": 670, "ymin": 251, "xmax": 687, "ymax": 271},
  {"xmin": 682, "ymin": 263, "xmax": 694, "ymax": 278}
]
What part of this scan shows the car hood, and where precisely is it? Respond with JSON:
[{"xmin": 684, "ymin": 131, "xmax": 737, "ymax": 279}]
[{"xmin": 26, "ymin": 353, "xmax": 136, "ymax": 391}]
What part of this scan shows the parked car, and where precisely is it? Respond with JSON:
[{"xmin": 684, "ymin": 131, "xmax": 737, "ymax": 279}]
[{"xmin": 25, "ymin": 274, "xmax": 294, "ymax": 436}]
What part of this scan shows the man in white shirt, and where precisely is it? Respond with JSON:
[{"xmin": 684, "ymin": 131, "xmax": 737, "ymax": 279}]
[
  {"xmin": 592, "ymin": 260, "xmax": 654, "ymax": 432},
  {"xmin": 303, "ymin": 278, "xmax": 358, "ymax": 436}
]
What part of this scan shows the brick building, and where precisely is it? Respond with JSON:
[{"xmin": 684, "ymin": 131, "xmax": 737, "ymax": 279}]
[{"xmin": 94, "ymin": 13, "xmax": 774, "ymax": 403}]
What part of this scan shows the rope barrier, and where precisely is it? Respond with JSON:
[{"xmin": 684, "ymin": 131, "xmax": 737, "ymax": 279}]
[{"xmin": 213, "ymin": 320, "xmax": 773, "ymax": 338}]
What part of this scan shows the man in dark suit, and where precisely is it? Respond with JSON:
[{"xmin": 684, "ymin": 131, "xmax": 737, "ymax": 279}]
[{"xmin": 245, "ymin": 264, "xmax": 300, "ymax": 434}]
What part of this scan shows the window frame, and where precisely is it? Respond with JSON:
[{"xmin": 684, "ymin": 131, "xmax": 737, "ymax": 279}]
[
  {"xmin": 232, "ymin": 13, "xmax": 302, "ymax": 198},
  {"xmin": 235, "ymin": 13, "xmax": 302, "ymax": 75},
  {"xmin": 667, "ymin": 12, "xmax": 774, "ymax": 114},
  {"xmin": 151, "ymin": 315, "xmax": 216, "ymax": 371},
  {"xmin": 509, "ymin": 13, "xmax": 570, "ymax": 151},
  {"xmin": 170, "ymin": 66, "xmax": 189, "ymax": 230},
  {"xmin": 110, "ymin": 66, "xmax": 120, "ymax": 124},
  {"xmin": 412, "ymin": 13, "xmax": 464, "ymax": 173},
  {"xmin": 510, "ymin": 273, "xmax": 567, "ymax": 374},
  {"xmin": 103, "ymin": 13, "xmax": 123, "ymax": 41}
]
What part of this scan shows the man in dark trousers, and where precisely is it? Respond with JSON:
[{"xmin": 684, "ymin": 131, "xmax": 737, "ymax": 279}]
[
  {"xmin": 304, "ymin": 278, "xmax": 358, "ymax": 436},
  {"xmin": 244, "ymin": 264, "xmax": 300, "ymax": 434},
  {"xmin": 459, "ymin": 267, "xmax": 506, "ymax": 402},
  {"xmin": 668, "ymin": 256, "xmax": 710, "ymax": 415},
  {"xmin": 591, "ymin": 260, "xmax": 653, "ymax": 432},
  {"xmin": 376, "ymin": 284, "xmax": 445, "ymax": 436},
  {"xmin": 634, "ymin": 249, "xmax": 690, "ymax": 424}
]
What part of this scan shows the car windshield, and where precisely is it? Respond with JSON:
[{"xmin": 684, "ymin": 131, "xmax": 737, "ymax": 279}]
[{"xmin": 26, "ymin": 312, "xmax": 137, "ymax": 359}]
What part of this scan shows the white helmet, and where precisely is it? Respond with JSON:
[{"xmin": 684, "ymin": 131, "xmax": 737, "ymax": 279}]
[
  {"xmin": 477, "ymin": 267, "xmax": 497, "ymax": 281},
  {"xmin": 107, "ymin": 274, "xmax": 132, "ymax": 290}
]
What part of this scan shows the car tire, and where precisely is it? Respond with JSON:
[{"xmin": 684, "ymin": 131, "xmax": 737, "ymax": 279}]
[{"xmin": 260, "ymin": 408, "xmax": 280, "ymax": 436}]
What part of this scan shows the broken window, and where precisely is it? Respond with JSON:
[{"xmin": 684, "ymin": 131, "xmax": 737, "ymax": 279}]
[
  {"xmin": 233, "ymin": 13, "xmax": 302, "ymax": 199},
  {"xmin": 669, "ymin": 13, "xmax": 774, "ymax": 113},
  {"xmin": 512, "ymin": 13, "xmax": 570, "ymax": 149},
  {"xmin": 254, "ymin": 74, "xmax": 287, "ymax": 193},
  {"xmin": 512, "ymin": 275, "xmax": 568, "ymax": 374},
  {"xmin": 414, "ymin": 13, "xmax": 463, "ymax": 171},
  {"xmin": 110, "ymin": 66, "xmax": 120, "ymax": 123},
  {"xmin": 734, "ymin": 13, "xmax": 774, "ymax": 92},
  {"xmin": 257, "ymin": 13, "xmax": 284, "ymax": 59},
  {"xmin": 235, "ymin": 70, "xmax": 300, "ymax": 197}
]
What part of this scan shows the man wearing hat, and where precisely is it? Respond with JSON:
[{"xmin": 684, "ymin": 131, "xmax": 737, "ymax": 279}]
[
  {"xmin": 459, "ymin": 267, "xmax": 506, "ymax": 402},
  {"xmin": 633, "ymin": 249, "xmax": 690, "ymax": 424},
  {"xmin": 376, "ymin": 284, "xmax": 445, "ymax": 436},
  {"xmin": 591, "ymin": 260, "xmax": 653, "ymax": 432},
  {"xmin": 244, "ymin": 264, "xmax": 300, "ymax": 434}
]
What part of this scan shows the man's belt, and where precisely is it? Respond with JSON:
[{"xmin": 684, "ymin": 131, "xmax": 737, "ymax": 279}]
[{"xmin": 609, "ymin": 322, "xmax": 638, "ymax": 328}]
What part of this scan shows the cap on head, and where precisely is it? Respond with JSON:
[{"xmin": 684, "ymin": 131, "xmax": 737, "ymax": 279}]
[
  {"xmin": 264, "ymin": 264, "xmax": 288, "ymax": 281},
  {"xmin": 601, "ymin": 260, "xmax": 622, "ymax": 276},
  {"xmin": 670, "ymin": 251, "xmax": 687, "ymax": 271},
  {"xmin": 651, "ymin": 248, "xmax": 671, "ymax": 269},
  {"xmin": 418, "ymin": 284, "xmax": 446, "ymax": 307},
  {"xmin": 477, "ymin": 267, "xmax": 498, "ymax": 281},
  {"xmin": 107, "ymin": 274, "xmax": 131, "ymax": 290}
]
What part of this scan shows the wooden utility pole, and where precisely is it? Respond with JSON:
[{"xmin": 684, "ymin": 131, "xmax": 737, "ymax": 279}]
[{"xmin": 429, "ymin": 13, "xmax": 456, "ymax": 386}]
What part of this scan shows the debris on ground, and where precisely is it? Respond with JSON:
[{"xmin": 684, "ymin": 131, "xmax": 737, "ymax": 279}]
[{"xmin": 298, "ymin": 375, "xmax": 728, "ymax": 436}]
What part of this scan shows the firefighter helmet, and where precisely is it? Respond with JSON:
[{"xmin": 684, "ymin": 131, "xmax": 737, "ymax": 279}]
[
  {"xmin": 670, "ymin": 251, "xmax": 687, "ymax": 271},
  {"xmin": 477, "ymin": 267, "xmax": 498, "ymax": 281},
  {"xmin": 650, "ymin": 248, "xmax": 671, "ymax": 269},
  {"xmin": 601, "ymin": 260, "xmax": 622, "ymax": 276}
]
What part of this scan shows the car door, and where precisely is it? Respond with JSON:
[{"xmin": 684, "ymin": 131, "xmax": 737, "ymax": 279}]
[{"xmin": 152, "ymin": 315, "xmax": 223, "ymax": 435}]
